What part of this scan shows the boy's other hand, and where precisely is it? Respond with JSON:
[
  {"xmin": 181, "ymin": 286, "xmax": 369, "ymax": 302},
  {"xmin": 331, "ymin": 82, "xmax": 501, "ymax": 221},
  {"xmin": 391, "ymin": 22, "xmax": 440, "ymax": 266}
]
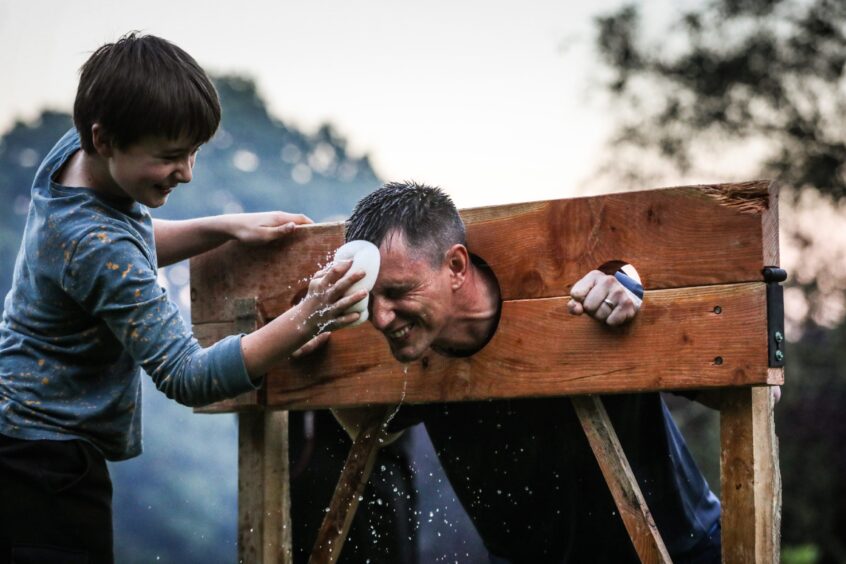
[{"xmin": 227, "ymin": 211, "xmax": 313, "ymax": 245}]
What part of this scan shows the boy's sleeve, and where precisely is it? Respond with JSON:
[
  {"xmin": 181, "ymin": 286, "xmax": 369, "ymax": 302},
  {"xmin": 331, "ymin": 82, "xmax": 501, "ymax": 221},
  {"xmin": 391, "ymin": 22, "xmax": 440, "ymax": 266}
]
[{"xmin": 62, "ymin": 227, "xmax": 258, "ymax": 407}]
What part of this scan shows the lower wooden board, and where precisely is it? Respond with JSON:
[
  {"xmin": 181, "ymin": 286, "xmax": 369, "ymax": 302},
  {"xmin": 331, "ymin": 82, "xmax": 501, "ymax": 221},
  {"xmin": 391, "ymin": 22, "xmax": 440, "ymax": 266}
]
[{"xmin": 194, "ymin": 282, "xmax": 781, "ymax": 413}]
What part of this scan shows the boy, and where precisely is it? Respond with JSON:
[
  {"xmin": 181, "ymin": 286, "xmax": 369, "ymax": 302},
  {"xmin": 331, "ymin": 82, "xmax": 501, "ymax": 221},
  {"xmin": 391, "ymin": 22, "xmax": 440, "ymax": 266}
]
[{"xmin": 0, "ymin": 33, "xmax": 365, "ymax": 563}]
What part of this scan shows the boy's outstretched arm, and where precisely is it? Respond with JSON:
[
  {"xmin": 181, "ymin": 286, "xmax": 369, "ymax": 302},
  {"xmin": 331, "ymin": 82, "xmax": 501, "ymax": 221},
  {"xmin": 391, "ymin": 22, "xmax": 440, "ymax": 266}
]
[
  {"xmin": 241, "ymin": 260, "xmax": 367, "ymax": 382},
  {"xmin": 153, "ymin": 211, "xmax": 312, "ymax": 267}
]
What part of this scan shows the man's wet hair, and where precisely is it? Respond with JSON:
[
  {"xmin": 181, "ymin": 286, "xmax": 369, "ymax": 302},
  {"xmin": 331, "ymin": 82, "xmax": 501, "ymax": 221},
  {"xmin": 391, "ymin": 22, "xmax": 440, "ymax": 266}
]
[
  {"xmin": 74, "ymin": 32, "xmax": 221, "ymax": 154},
  {"xmin": 346, "ymin": 181, "xmax": 466, "ymax": 265}
]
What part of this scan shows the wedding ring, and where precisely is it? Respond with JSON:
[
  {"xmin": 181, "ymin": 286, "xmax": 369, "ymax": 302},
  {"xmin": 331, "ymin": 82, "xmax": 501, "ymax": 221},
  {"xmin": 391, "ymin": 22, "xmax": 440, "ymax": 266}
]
[{"xmin": 602, "ymin": 298, "xmax": 616, "ymax": 309}]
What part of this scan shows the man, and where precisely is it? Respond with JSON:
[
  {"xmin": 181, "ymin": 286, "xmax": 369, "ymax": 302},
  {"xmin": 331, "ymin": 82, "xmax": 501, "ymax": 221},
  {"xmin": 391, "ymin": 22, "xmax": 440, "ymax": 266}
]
[{"xmin": 340, "ymin": 181, "xmax": 722, "ymax": 563}]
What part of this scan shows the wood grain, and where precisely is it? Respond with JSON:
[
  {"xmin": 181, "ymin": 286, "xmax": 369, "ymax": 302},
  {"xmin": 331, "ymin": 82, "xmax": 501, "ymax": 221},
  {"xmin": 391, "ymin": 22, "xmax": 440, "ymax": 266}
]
[
  {"xmin": 572, "ymin": 396, "xmax": 672, "ymax": 564},
  {"xmin": 190, "ymin": 181, "xmax": 778, "ymax": 325},
  {"xmin": 189, "ymin": 182, "xmax": 783, "ymax": 562},
  {"xmin": 238, "ymin": 411, "xmax": 293, "ymax": 563},
  {"xmin": 191, "ymin": 282, "xmax": 780, "ymax": 411},
  {"xmin": 262, "ymin": 282, "xmax": 777, "ymax": 409},
  {"xmin": 720, "ymin": 386, "xmax": 782, "ymax": 563}
]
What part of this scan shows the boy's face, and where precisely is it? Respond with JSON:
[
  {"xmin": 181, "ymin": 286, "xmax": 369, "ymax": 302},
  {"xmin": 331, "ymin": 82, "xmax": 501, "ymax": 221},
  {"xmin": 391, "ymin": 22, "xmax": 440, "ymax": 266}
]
[{"xmin": 102, "ymin": 135, "xmax": 199, "ymax": 208}]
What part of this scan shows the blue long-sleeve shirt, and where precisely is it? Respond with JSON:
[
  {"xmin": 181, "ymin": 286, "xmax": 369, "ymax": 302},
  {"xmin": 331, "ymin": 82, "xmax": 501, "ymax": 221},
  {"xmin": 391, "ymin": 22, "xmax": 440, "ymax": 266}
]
[{"xmin": 0, "ymin": 130, "xmax": 256, "ymax": 460}]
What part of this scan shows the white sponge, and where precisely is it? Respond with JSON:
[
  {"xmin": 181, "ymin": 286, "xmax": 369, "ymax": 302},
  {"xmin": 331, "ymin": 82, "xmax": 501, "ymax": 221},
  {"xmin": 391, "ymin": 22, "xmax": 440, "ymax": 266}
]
[{"xmin": 333, "ymin": 240, "xmax": 381, "ymax": 326}]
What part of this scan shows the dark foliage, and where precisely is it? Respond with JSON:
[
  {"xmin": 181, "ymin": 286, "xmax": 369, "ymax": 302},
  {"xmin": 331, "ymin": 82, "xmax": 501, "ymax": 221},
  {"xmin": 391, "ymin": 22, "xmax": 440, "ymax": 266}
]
[
  {"xmin": 595, "ymin": 0, "xmax": 846, "ymax": 199},
  {"xmin": 778, "ymin": 321, "xmax": 846, "ymax": 563},
  {"xmin": 594, "ymin": 3, "xmax": 846, "ymax": 561}
]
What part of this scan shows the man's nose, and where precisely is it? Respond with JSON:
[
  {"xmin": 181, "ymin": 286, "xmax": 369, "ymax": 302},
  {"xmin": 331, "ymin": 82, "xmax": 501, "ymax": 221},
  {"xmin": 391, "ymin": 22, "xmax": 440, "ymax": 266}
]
[{"xmin": 369, "ymin": 296, "xmax": 395, "ymax": 331}]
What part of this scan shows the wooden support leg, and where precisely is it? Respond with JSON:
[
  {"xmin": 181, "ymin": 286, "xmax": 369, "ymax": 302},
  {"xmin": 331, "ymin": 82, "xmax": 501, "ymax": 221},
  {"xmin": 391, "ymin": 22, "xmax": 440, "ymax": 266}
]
[
  {"xmin": 239, "ymin": 410, "xmax": 293, "ymax": 564},
  {"xmin": 309, "ymin": 410, "xmax": 390, "ymax": 564},
  {"xmin": 572, "ymin": 395, "xmax": 672, "ymax": 564},
  {"xmin": 720, "ymin": 385, "xmax": 782, "ymax": 563}
]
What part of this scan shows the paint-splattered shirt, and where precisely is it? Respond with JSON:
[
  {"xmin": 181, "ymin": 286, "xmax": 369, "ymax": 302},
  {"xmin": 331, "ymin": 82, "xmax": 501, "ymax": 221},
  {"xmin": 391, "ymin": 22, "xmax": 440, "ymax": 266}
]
[{"xmin": 0, "ymin": 130, "xmax": 255, "ymax": 460}]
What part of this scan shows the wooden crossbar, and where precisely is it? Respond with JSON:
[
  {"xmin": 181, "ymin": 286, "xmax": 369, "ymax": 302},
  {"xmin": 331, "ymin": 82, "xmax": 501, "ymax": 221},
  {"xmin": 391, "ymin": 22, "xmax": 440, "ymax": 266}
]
[{"xmin": 191, "ymin": 181, "xmax": 783, "ymax": 563}]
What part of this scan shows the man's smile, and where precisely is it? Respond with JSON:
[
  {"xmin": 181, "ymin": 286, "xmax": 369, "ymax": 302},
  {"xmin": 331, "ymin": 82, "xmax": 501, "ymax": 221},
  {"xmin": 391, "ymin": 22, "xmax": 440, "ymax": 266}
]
[{"xmin": 387, "ymin": 323, "xmax": 412, "ymax": 340}]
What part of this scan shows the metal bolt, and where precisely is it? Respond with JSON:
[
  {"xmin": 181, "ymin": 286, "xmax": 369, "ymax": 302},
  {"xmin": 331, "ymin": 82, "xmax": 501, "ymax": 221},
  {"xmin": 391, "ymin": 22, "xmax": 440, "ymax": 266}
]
[
  {"xmin": 714, "ymin": 356, "xmax": 724, "ymax": 365},
  {"xmin": 774, "ymin": 331, "xmax": 784, "ymax": 343},
  {"xmin": 713, "ymin": 306, "xmax": 722, "ymax": 314},
  {"xmin": 775, "ymin": 350, "xmax": 784, "ymax": 362}
]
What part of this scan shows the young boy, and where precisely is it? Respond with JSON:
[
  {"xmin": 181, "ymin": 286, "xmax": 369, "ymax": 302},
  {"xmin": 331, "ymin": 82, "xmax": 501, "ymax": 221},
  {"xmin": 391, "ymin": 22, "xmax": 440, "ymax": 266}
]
[{"xmin": 0, "ymin": 33, "xmax": 365, "ymax": 563}]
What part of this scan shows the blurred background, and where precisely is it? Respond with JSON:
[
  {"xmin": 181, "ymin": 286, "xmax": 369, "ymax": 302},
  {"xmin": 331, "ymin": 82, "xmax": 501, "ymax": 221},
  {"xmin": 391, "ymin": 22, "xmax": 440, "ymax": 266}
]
[{"xmin": 1, "ymin": 0, "xmax": 844, "ymax": 562}]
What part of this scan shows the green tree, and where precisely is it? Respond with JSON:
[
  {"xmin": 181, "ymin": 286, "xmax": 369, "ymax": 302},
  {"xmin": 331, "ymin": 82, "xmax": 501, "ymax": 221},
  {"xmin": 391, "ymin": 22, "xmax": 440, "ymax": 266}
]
[{"xmin": 595, "ymin": 0, "xmax": 845, "ymax": 198}]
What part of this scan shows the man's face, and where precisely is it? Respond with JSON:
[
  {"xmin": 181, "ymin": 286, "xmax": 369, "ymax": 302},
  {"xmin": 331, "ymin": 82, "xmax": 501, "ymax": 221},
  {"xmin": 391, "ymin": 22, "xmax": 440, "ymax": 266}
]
[
  {"xmin": 368, "ymin": 232, "xmax": 454, "ymax": 362},
  {"xmin": 102, "ymin": 134, "xmax": 198, "ymax": 208}
]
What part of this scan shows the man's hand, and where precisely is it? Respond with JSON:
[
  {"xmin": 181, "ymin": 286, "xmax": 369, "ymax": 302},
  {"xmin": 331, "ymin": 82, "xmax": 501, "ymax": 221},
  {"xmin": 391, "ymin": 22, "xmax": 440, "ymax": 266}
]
[
  {"xmin": 225, "ymin": 211, "xmax": 313, "ymax": 245},
  {"xmin": 567, "ymin": 270, "xmax": 641, "ymax": 326}
]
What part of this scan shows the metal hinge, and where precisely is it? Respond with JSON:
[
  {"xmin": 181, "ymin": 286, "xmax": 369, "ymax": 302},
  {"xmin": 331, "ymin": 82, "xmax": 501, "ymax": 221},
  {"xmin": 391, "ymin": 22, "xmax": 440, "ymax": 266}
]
[{"xmin": 762, "ymin": 267, "xmax": 787, "ymax": 368}]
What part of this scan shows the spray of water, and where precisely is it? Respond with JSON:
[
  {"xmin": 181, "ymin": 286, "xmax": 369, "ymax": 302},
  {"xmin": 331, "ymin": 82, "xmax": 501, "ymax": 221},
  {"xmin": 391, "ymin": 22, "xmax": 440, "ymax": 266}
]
[{"xmin": 380, "ymin": 365, "xmax": 409, "ymax": 438}]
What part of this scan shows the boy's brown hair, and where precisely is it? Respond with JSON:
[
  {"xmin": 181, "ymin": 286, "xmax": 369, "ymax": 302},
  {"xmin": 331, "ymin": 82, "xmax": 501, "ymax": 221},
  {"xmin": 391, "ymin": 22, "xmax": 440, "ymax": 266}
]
[{"xmin": 73, "ymin": 32, "xmax": 221, "ymax": 154}]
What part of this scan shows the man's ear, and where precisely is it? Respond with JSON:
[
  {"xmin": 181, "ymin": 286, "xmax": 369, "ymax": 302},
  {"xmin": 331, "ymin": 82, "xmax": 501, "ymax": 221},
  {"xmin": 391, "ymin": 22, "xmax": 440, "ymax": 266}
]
[
  {"xmin": 445, "ymin": 244, "xmax": 470, "ymax": 290},
  {"xmin": 91, "ymin": 124, "xmax": 114, "ymax": 158}
]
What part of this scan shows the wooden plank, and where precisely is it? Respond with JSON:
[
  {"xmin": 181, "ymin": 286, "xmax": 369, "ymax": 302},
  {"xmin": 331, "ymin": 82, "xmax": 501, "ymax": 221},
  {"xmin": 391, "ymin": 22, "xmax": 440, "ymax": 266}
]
[
  {"xmin": 193, "ymin": 282, "xmax": 777, "ymax": 410},
  {"xmin": 308, "ymin": 409, "xmax": 391, "ymax": 564},
  {"xmin": 190, "ymin": 182, "xmax": 777, "ymax": 325},
  {"xmin": 720, "ymin": 385, "xmax": 782, "ymax": 563},
  {"xmin": 238, "ymin": 412, "xmax": 265, "ymax": 563},
  {"xmin": 463, "ymin": 180, "xmax": 775, "ymax": 299},
  {"xmin": 265, "ymin": 411, "xmax": 292, "ymax": 564},
  {"xmin": 572, "ymin": 395, "xmax": 672, "ymax": 564},
  {"xmin": 238, "ymin": 411, "xmax": 293, "ymax": 563}
]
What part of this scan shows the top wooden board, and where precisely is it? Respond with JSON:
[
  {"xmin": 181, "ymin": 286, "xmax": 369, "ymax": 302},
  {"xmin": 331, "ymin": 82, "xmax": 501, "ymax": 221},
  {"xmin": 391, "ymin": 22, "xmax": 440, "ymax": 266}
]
[
  {"xmin": 190, "ymin": 181, "xmax": 781, "ymax": 411},
  {"xmin": 191, "ymin": 181, "xmax": 778, "ymax": 325}
]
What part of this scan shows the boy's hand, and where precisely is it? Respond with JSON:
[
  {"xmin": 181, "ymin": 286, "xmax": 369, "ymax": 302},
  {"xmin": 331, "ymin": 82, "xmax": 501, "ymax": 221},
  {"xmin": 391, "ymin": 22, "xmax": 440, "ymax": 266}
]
[
  {"xmin": 291, "ymin": 332, "xmax": 331, "ymax": 358},
  {"xmin": 227, "ymin": 211, "xmax": 313, "ymax": 245},
  {"xmin": 299, "ymin": 260, "xmax": 368, "ymax": 334},
  {"xmin": 567, "ymin": 270, "xmax": 640, "ymax": 326}
]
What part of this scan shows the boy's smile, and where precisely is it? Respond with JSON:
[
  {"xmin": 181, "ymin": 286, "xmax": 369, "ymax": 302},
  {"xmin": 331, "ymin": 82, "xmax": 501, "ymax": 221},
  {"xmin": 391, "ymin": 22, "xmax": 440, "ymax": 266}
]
[{"xmin": 100, "ymin": 134, "xmax": 198, "ymax": 208}]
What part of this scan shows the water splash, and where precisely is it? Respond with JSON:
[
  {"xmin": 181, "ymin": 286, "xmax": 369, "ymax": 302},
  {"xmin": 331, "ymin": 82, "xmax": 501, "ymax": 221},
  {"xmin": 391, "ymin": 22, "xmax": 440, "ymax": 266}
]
[{"xmin": 381, "ymin": 364, "xmax": 409, "ymax": 432}]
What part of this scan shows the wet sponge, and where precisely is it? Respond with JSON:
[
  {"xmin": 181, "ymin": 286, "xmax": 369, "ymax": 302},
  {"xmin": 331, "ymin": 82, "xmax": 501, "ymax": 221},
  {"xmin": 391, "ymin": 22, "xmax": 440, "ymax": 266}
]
[{"xmin": 333, "ymin": 240, "xmax": 380, "ymax": 327}]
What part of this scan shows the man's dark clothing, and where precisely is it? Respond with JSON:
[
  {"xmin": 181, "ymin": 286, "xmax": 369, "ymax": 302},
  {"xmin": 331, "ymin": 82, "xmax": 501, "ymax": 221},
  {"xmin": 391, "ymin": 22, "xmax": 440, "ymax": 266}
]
[{"xmin": 393, "ymin": 393, "xmax": 721, "ymax": 563}]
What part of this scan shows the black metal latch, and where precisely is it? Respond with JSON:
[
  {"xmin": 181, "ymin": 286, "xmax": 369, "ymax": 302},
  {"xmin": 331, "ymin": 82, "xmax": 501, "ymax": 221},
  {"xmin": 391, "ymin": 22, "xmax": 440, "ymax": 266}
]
[{"xmin": 763, "ymin": 267, "xmax": 787, "ymax": 368}]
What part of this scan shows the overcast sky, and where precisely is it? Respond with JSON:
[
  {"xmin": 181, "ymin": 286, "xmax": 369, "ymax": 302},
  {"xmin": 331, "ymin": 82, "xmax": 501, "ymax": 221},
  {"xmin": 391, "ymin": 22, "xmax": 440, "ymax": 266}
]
[{"xmin": 0, "ymin": 0, "xmax": 680, "ymax": 208}]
